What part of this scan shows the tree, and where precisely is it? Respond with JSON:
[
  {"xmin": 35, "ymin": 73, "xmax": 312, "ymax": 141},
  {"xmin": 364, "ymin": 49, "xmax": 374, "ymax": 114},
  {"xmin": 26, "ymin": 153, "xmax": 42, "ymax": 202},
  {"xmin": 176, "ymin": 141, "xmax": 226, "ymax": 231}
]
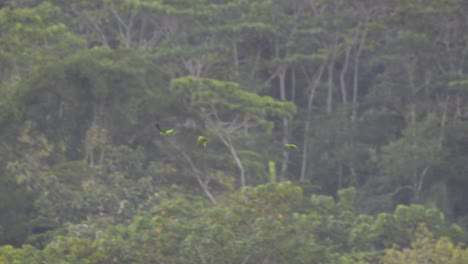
[
  {"xmin": 171, "ymin": 76, "xmax": 296, "ymax": 188},
  {"xmin": 382, "ymin": 224, "xmax": 468, "ymax": 264}
]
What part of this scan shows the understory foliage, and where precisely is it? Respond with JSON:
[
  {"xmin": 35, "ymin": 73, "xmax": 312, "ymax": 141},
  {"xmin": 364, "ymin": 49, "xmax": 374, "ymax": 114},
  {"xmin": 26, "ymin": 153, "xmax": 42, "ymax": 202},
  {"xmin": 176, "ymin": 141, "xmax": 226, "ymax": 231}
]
[
  {"xmin": 1, "ymin": 182, "xmax": 467, "ymax": 264},
  {"xmin": 2, "ymin": 0, "xmax": 468, "ymax": 262}
]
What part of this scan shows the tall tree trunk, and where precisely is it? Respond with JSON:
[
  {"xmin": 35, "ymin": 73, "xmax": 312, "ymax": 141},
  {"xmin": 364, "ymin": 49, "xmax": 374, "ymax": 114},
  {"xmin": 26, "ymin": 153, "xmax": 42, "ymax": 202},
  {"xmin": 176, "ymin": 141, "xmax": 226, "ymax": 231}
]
[
  {"xmin": 406, "ymin": 64, "xmax": 429, "ymax": 203},
  {"xmin": 278, "ymin": 65, "xmax": 290, "ymax": 181},
  {"xmin": 300, "ymin": 64, "xmax": 325, "ymax": 181},
  {"xmin": 232, "ymin": 39, "xmax": 240, "ymax": 79},
  {"xmin": 338, "ymin": 162, "xmax": 343, "ymax": 190},
  {"xmin": 325, "ymin": 34, "xmax": 339, "ymax": 114},
  {"xmin": 339, "ymin": 44, "xmax": 351, "ymax": 105},
  {"xmin": 340, "ymin": 26, "xmax": 361, "ymax": 107},
  {"xmin": 351, "ymin": 18, "xmax": 369, "ymax": 122},
  {"xmin": 406, "ymin": 64, "xmax": 417, "ymax": 126},
  {"xmin": 291, "ymin": 67, "xmax": 297, "ymax": 102},
  {"xmin": 326, "ymin": 61, "xmax": 334, "ymax": 114},
  {"xmin": 250, "ymin": 48, "xmax": 261, "ymax": 79},
  {"xmin": 438, "ymin": 96, "xmax": 449, "ymax": 149}
]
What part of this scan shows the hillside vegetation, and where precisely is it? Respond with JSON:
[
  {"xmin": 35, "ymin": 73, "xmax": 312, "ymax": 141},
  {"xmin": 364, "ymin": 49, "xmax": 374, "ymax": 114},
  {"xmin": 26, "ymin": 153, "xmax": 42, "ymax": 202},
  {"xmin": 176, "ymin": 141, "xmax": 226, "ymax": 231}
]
[{"xmin": 1, "ymin": 0, "xmax": 468, "ymax": 263}]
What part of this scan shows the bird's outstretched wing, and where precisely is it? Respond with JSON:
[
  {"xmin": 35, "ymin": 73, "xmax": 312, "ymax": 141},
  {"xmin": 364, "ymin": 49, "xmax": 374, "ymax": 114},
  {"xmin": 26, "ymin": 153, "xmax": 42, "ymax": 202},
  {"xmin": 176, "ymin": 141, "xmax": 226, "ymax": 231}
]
[
  {"xmin": 156, "ymin": 123, "xmax": 175, "ymax": 136},
  {"xmin": 165, "ymin": 128, "xmax": 175, "ymax": 135},
  {"xmin": 284, "ymin": 144, "xmax": 298, "ymax": 149}
]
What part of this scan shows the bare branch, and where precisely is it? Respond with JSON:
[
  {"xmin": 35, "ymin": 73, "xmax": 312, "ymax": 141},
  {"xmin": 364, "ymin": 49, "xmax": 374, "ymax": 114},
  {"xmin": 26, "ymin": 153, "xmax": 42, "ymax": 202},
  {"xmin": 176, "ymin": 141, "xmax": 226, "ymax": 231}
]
[
  {"xmin": 205, "ymin": 107, "xmax": 247, "ymax": 187},
  {"xmin": 417, "ymin": 166, "xmax": 429, "ymax": 193},
  {"xmin": 109, "ymin": 5, "xmax": 132, "ymax": 47},
  {"xmin": 242, "ymin": 255, "xmax": 251, "ymax": 264},
  {"xmin": 83, "ymin": 12, "xmax": 109, "ymax": 47},
  {"xmin": 194, "ymin": 245, "xmax": 207, "ymax": 264},
  {"xmin": 389, "ymin": 185, "xmax": 416, "ymax": 197},
  {"xmin": 163, "ymin": 137, "xmax": 217, "ymax": 204}
]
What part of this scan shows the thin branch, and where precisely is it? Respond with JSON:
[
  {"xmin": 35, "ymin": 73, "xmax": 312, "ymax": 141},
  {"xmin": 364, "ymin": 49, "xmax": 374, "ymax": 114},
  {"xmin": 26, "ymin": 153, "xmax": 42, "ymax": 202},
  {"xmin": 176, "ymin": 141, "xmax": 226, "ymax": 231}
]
[
  {"xmin": 262, "ymin": 67, "xmax": 280, "ymax": 87},
  {"xmin": 242, "ymin": 255, "xmax": 251, "ymax": 264},
  {"xmin": 194, "ymin": 245, "xmax": 207, "ymax": 264},
  {"xmin": 417, "ymin": 166, "xmax": 429, "ymax": 193},
  {"xmin": 389, "ymin": 185, "xmax": 416, "ymax": 197},
  {"xmin": 83, "ymin": 12, "xmax": 109, "ymax": 47},
  {"xmin": 206, "ymin": 106, "xmax": 246, "ymax": 187},
  {"xmin": 163, "ymin": 137, "xmax": 217, "ymax": 204},
  {"xmin": 109, "ymin": 5, "xmax": 134, "ymax": 47}
]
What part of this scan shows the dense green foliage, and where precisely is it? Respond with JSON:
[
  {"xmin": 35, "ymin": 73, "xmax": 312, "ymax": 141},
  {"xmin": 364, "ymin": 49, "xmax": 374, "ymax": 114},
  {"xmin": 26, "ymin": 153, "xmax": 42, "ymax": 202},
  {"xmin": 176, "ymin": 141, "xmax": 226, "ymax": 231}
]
[
  {"xmin": 1, "ymin": 0, "xmax": 468, "ymax": 262},
  {"xmin": 1, "ymin": 182, "xmax": 467, "ymax": 263}
]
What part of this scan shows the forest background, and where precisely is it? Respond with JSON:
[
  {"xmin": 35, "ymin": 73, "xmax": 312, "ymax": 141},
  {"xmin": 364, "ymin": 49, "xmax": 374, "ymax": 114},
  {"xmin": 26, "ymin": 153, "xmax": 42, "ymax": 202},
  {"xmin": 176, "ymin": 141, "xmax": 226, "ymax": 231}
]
[{"xmin": 2, "ymin": 0, "xmax": 468, "ymax": 263}]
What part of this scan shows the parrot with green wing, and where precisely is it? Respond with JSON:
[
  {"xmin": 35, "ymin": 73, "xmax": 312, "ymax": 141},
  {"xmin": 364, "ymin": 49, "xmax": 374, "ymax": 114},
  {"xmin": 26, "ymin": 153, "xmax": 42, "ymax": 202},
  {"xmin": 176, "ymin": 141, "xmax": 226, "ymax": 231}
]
[
  {"xmin": 284, "ymin": 143, "xmax": 298, "ymax": 150},
  {"xmin": 156, "ymin": 123, "xmax": 175, "ymax": 136},
  {"xmin": 197, "ymin": 136, "xmax": 208, "ymax": 150}
]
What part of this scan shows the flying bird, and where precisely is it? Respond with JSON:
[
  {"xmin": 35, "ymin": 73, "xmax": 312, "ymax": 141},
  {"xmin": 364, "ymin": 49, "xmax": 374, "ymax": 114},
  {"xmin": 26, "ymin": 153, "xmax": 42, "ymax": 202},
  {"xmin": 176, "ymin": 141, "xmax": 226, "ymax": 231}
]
[
  {"xmin": 284, "ymin": 143, "xmax": 298, "ymax": 150},
  {"xmin": 197, "ymin": 136, "xmax": 208, "ymax": 150},
  {"xmin": 156, "ymin": 123, "xmax": 175, "ymax": 136}
]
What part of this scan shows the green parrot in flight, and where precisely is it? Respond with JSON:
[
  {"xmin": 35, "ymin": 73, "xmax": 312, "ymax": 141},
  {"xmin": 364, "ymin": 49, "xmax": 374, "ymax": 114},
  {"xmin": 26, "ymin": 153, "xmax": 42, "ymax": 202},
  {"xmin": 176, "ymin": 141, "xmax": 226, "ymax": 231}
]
[
  {"xmin": 156, "ymin": 123, "xmax": 175, "ymax": 136},
  {"xmin": 197, "ymin": 136, "xmax": 208, "ymax": 150},
  {"xmin": 284, "ymin": 143, "xmax": 298, "ymax": 150}
]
